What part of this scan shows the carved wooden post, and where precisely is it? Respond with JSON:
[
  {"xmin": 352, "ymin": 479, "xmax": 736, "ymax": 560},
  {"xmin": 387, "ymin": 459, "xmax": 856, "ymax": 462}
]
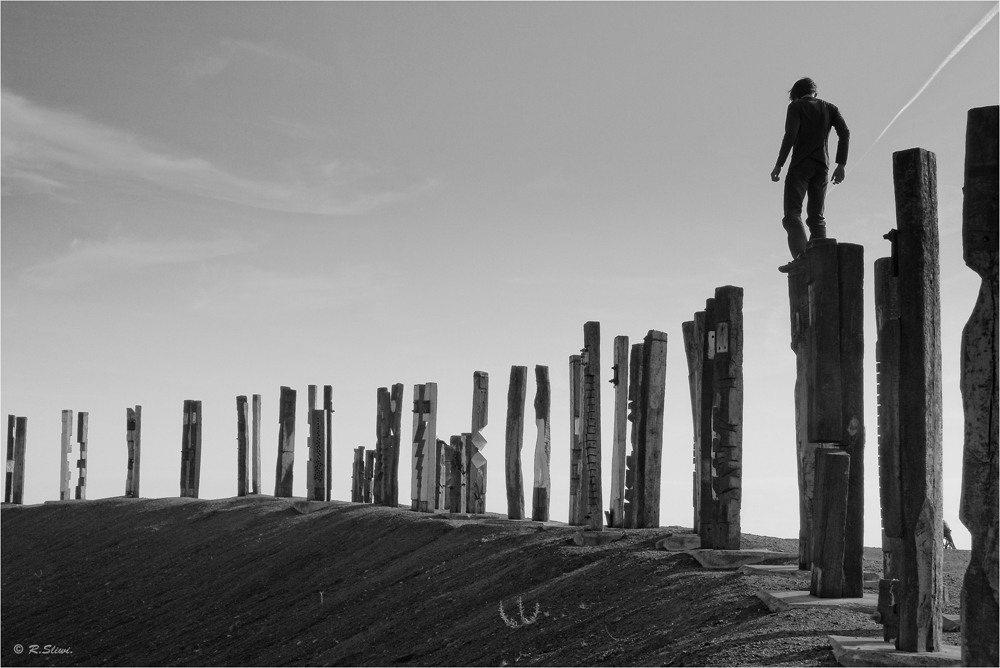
[
  {"xmin": 374, "ymin": 387, "xmax": 389, "ymax": 506},
  {"xmin": 60, "ymin": 410, "xmax": 73, "ymax": 501},
  {"xmin": 568, "ymin": 355, "xmax": 584, "ymax": 526},
  {"xmin": 581, "ymin": 321, "xmax": 603, "ymax": 531},
  {"xmin": 75, "ymin": 412, "xmax": 88, "ymax": 500},
  {"xmin": 892, "ymin": 147, "xmax": 944, "ymax": 653},
  {"xmin": 435, "ymin": 439, "xmax": 448, "ymax": 509},
  {"xmin": 623, "ymin": 342, "xmax": 643, "ymax": 528},
  {"xmin": 180, "ymin": 400, "xmax": 203, "ymax": 498},
  {"xmin": 959, "ymin": 105, "xmax": 999, "ymax": 668},
  {"xmin": 811, "ymin": 449, "xmax": 851, "ymax": 598},
  {"xmin": 448, "ymin": 435, "xmax": 464, "ymax": 513},
  {"xmin": 237, "ymin": 396, "xmax": 250, "ymax": 497},
  {"xmin": 309, "ymin": 408, "xmax": 326, "ymax": 501},
  {"xmin": 711, "ymin": 290, "xmax": 743, "ymax": 546},
  {"xmin": 325, "ymin": 386, "xmax": 333, "ymax": 502},
  {"xmin": 12, "ymin": 417, "xmax": 26, "ymax": 505},
  {"xmin": 352, "ymin": 446, "xmax": 364, "ymax": 502},
  {"xmin": 468, "ymin": 372, "xmax": 488, "ymax": 514},
  {"xmin": 126, "ymin": 406, "xmax": 141, "ymax": 498},
  {"xmin": 364, "ymin": 448, "xmax": 375, "ymax": 503},
  {"xmin": 274, "ymin": 386, "xmax": 296, "ymax": 498},
  {"xmin": 306, "ymin": 385, "xmax": 317, "ymax": 500},
  {"xmin": 376, "ymin": 383, "xmax": 403, "ymax": 508},
  {"xmin": 5, "ymin": 416, "xmax": 14, "ymax": 504},
  {"xmin": 532, "ymin": 365, "xmax": 552, "ymax": 522},
  {"xmin": 505, "ymin": 365, "xmax": 527, "ymax": 520},
  {"xmin": 682, "ymin": 315, "xmax": 705, "ymax": 531},
  {"xmin": 411, "ymin": 383, "xmax": 438, "ymax": 512},
  {"xmin": 608, "ymin": 337, "xmax": 629, "ymax": 528},
  {"xmin": 786, "ymin": 262, "xmax": 812, "ymax": 569},
  {"xmin": 251, "ymin": 395, "xmax": 261, "ymax": 495},
  {"xmin": 698, "ymin": 298, "xmax": 717, "ymax": 544},
  {"xmin": 637, "ymin": 330, "xmax": 668, "ymax": 529}
]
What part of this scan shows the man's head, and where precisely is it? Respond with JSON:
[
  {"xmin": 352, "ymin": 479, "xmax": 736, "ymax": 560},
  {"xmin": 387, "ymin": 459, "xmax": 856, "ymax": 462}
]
[{"xmin": 788, "ymin": 77, "xmax": 817, "ymax": 101}]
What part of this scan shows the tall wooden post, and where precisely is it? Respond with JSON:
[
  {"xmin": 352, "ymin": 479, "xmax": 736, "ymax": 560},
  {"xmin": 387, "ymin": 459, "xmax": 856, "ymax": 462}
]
[
  {"xmin": 364, "ymin": 448, "xmax": 375, "ymax": 503},
  {"xmin": 608, "ymin": 337, "xmax": 629, "ymax": 528},
  {"xmin": 711, "ymin": 289, "xmax": 743, "ymax": 546},
  {"xmin": 60, "ymin": 410, "xmax": 73, "ymax": 501},
  {"xmin": 306, "ymin": 385, "xmax": 317, "ymax": 501},
  {"xmin": 12, "ymin": 417, "xmax": 26, "ymax": 505},
  {"xmin": 468, "ymin": 372, "xmax": 488, "ymax": 514},
  {"xmin": 274, "ymin": 387, "xmax": 296, "ymax": 498},
  {"xmin": 811, "ymin": 449, "xmax": 851, "ymax": 598},
  {"xmin": 324, "ymin": 386, "xmax": 333, "ymax": 502},
  {"xmin": 638, "ymin": 329, "xmax": 669, "ymax": 529},
  {"xmin": 682, "ymin": 315, "xmax": 705, "ymax": 531},
  {"xmin": 411, "ymin": 383, "xmax": 438, "ymax": 512},
  {"xmin": 251, "ymin": 395, "xmax": 261, "ymax": 495},
  {"xmin": 374, "ymin": 387, "xmax": 389, "ymax": 506},
  {"xmin": 568, "ymin": 355, "xmax": 584, "ymax": 526},
  {"xmin": 698, "ymin": 298, "xmax": 717, "ymax": 544},
  {"xmin": 126, "ymin": 406, "xmax": 141, "ymax": 498},
  {"xmin": 352, "ymin": 446, "xmax": 364, "ymax": 502},
  {"xmin": 892, "ymin": 147, "xmax": 944, "ymax": 652},
  {"xmin": 75, "ymin": 412, "xmax": 88, "ymax": 500},
  {"xmin": 435, "ymin": 439, "xmax": 448, "ymax": 510},
  {"xmin": 237, "ymin": 396, "xmax": 250, "ymax": 497},
  {"xmin": 624, "ymin": 343, "xmax": 643, "ymax": 528},
  {"xmin": 581, "ymin": 321, "xmax": 603, "ymax": 531},
  {"xmin": 309, "ymin": 408, "xmax": 326, "ymax": 501},
  {"xmin": 532, "ymin": 365, "xmax": 552, "ymax": 522},
  {"xmin": 448, "ymin": 435, "xmax": 465, "ymax": 513},
  {"xmin": 376, "ymin": 383, "xmax": 404, "ymax": 508},
  {"xmin": 505, "ymin": 365, "xmax": 528, "ymax": 520},
  {"xmin": 5, "ymin": 416, "xmax": 15, "ymax": 503},
  {"xmin": 787, "ymin": 262, "xmax": 812, "ymax": 569},
  {"xmin": 959, "ymin": 105, "xmax": 999, "ymax": 668},
  {"xmin": 180, "ymin": 400, "xmax": 203, "ymax": 498}
]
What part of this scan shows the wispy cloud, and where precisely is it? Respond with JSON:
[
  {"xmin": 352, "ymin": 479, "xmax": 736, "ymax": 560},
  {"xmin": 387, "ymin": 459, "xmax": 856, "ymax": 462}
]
[
  {"xmin": 1, "ymin": 90, "xmax": 439, "ymax": 215},
  {"xmin": 180, "ymin": 38, "xmax": 319, "ymax": 86}
]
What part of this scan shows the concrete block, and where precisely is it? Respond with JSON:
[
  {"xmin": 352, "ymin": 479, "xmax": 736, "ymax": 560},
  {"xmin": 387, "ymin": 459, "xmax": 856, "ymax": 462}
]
[
  {"xmin": 828, "ymin": 635, "xmax": 960, "ymax": 667},
  {"xmin": 655, "ymin": 533, "xmax": 701, "ymax": 551}
]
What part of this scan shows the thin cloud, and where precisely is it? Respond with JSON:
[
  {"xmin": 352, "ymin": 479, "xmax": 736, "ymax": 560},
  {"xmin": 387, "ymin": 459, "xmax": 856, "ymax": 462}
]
[
  {"xmin": 1, "ymin": 90, "xmax": 439, "ymax": 216},
  {"xmin": 180, "ymin": 38, "xmax": 319, "ymax": 86}
]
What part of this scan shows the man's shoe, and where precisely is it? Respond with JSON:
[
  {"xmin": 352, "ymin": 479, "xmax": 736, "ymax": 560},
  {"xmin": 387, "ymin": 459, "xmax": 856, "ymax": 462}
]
[{"xmin": 778, "ymin": 255, "xmax": 804, "ymax": 274}]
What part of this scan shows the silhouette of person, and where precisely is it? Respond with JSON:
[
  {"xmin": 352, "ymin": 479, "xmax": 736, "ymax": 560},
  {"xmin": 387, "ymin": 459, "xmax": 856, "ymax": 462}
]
[
  {"xmin": 772, "ymin": 78, "xmax": 850, "ymax": 268},
  {"xmin": 943, "ymin": 520, "xmax": 957, "ymax": 550}
]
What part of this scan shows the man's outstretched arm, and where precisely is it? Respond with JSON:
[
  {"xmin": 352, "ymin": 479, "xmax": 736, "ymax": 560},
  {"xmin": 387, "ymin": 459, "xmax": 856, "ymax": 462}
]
[
  {"xmin": 830, "ymin": 107, "xmax": 850, "ymax": 185},
  {"xmin": 772, "ymin": 104, "xmax": 799, "ymax": 181}
]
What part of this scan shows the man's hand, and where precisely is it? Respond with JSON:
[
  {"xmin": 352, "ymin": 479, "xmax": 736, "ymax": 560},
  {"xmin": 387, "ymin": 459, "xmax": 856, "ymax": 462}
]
[
  {"xmin": 831, "ymin": 165, "xmax": 846, "ymax": 185},
  {"xmin": 770, "ymin": 166, "xmax": 781, "ymax": 182}
]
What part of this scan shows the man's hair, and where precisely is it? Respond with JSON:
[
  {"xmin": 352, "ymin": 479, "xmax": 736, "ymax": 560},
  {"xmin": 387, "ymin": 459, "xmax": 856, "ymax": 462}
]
[{"xmin": 789, "ymin": 77, "xmax": 817, "ymax": 101}]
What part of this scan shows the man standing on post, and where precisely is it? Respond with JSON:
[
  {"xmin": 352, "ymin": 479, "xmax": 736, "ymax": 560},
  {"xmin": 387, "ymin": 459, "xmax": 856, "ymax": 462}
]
[{"xmin": 771, "ymin": 77, "xmax": 850, "ymax": 269}]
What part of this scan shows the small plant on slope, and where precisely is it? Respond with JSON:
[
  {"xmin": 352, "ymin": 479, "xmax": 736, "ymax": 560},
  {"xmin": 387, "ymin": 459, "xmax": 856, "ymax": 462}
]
[{"xmin": 499, "ymin": 596, "xmax": 541, "ymax": 629}]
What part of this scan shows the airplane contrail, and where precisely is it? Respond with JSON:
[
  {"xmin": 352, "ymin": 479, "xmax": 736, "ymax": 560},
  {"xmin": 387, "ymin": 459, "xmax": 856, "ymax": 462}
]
[{"xmin": 841, "ymin": 3, "xmax": 999, "ymax": 181}]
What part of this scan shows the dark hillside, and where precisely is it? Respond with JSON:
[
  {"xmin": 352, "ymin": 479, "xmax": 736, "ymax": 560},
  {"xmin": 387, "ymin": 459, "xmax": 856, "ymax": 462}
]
[{"xmin": 1, "ymin": 498, "xmax": 966, "ymax": 666}]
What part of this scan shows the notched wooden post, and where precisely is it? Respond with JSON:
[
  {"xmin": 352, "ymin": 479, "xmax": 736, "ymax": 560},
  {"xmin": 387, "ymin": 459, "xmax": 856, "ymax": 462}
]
[
  {"xmin": 467, "ymin": 372, "xmax": 489, "ymax": 514},
  {"xmin": 60, "ymin": 409, "xmax": 73, "ymax": 501},
  {"xmin": 638, "ymin": 329, "xmax": 668, "ymax": 529},
  {"xmin": 309, "ymin": 407, "xmax": 326, "ymax": 501},
  {"xmin": 75, "ymin": 412, "xmax": 88, "ymax": 500},
  {"xmin": 411, "ymin": 383, "xmax": 438, "ymax": 512},
  {"xmin": 581, "ymin": 321, "xmax": 603, "ymax": 532},
  {"xmin": 5, "ymin": 416, "xmax": 15, "ymax": 504},
  {"xmin": 608, "ymin": 337, "xmax": 629, "ymax": 528},
  {"xmin": 324, "ymin": 386, "xmax": 334, "ymax": 502},
  {"xmin": 126, "ymin": 406, "xmax": 141, "ymax": 498},
  {"xmin": 274, "ymin": 387, "xmax": 296, "ymax": 498},
  {"xmin": 682, "ymin": 316, "xmax": 705, "ymax": 532},
  {"xmin": 12, "ymin": 417, "xmax": 27, "ymax": 505},
  {"xmin": 623, "ymin": 342, "xmax": 643, "ymax": 529},
  {"xmin": 532, "ymin": 365, "xmax": 551, "ymax": 522},
  {"xmin": 568, "ymin": 354, "xmax": 583, "ymax": 526}
]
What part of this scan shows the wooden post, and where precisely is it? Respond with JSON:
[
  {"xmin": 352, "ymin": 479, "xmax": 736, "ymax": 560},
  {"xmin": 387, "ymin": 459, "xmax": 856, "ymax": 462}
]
[
  {"xmin": 810, "ymin": 449, "xmax": 851, "ymax": 598},
  {"xmin": 364, "ymin": 448, "xmax": 375, "ymax": 503},
  {"xmin": 711, "ymin": 289, "xmax": 743, "ymax": 546},
  {"xmin": 638, "ymin": 329, "xmax": 669, "ymax": 529},
  {"xmin": 126, "ymin": 406, "xmax": 141, "ymax": 498},
  {"xmin": 568, "ymin": 355, "xmax": 584, "ymax": 526},
  {"xmin": 608, "ymin": 337, "xmax": 629, "ymax": 528},
  {"xmin": 180, "ymin": 400, "xmax": 203, "ymax": 498},
  {"xmin": 251, "ymin": 395, "xmax": 261, "ymax": 495},
  {"xmin": 893, "ymin": 147, "xmax": 944, "ymax": 653},
  {"xmin": 682, "ymin": 315, "xmax": 705, "ymax": 532},
  {"xmin": 75, "ymin": 412, "xmax": 88, "ymax": 500},
  {"xmin": 374, "ymin": 387, "xmax": 389, "ymax": 506},
  {"xmin": 532, "ymin": 365, "xmax": 551, "ymax": 522},
  {"xmin": 411, "ymin": 383, "xmax": 438, "ymax": 512},
  {"xmin": 237, "ymin": 396, "xmax": 250, "ymax": 497},
  {"xmin": 698, "ymin": 298, "xmax": 717, "ymax": 545},
  {"xmin": 786, "ymin": 260, "xmax": 812, "ymax": 569},
  {"xmin": 806, "ymin": 240, "xmax": 843, "ymax": 443},
  {"xmin": 581, "ymin": 321, "xmax": 603, "ymax": 531},
  {"xmin": 959, "ymin": 105, "xmax": 999, "ymax": 668},
  {"xmin": 191, "ymin": 400, "xmax": 203, "ymax": 498},
  {"xmin": 624, "ymin": 342, "xmax": 643, "ymax": 529},
  {"xmin": 435, "ymin": 439, "xmax": 448, "ymax": 510},
  {"xmin": 306, "ymin": 385, "xmax": 317, "ymax": 501},
  {"xmin": 505, "ymin": 365, "xmax": 528, "ymax": 520},
  {"xmin": 325, "ymin": 386, "xmax": 333, "ymax": 502},
  {"xmin": 5, "ymin": 416, "xmax": 14, "ymax": 503},
  {"xmin": 352, "ymin": 446, "xmax": 364, "ymax": 502},
  {"xmin": 376, "ymin": 383, "xmax": 404, "ymax": 508},
  {"xmin": 12, "ymin": 417, "xmax": 26, "ymax": 505},
  {"xmin": 274, "ymin": 386, "xmax": 296, "ymax": 498},
  {"xmin": 309, "ymin": 408, "xmax": 325, "ymax": 501},
  {"xmin": 468, "ymin": 372, "xmax": 488, "ymax": 514},
  {"xmin": 448, "ymin": 435, "xmax": 464, "ymax": 513},
  {"xmin": 60, "ymin": 410, "xmax": 73, "ymax": 501}
]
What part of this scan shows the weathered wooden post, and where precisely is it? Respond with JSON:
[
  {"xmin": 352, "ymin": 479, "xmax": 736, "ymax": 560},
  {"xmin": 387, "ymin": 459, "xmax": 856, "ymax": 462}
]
[
  {"xmin": 682, "ymin": 315, "xmax": 705, "ymax": 530},
  {"xmin": 60, "ymin": 410, "xmax": 73, "ymax": 501},
  {"xmin": 711, "ymin": 289, "xmax": 743, "ymax": 545},
  {"xmin": 306, "ymin": 385, "xmax": 317, "ymax": 500},
  {"xmin": 251, "ymin": 395, "xmax": 261, "ymax": 495},
  {"xmin": 568, "ymin": 354, "xmax": 584, "ymax": 526},
  {"xmin": 623, "ymin": 342, "xmax": 643, "ymax": 528},
  {"xmin": 786, "ymin": 262, "xmax": 812, "ymax": 569},
  {"xmin": 637, "ymin": 329, "xmax": 669, "ymax": 529},
  {"xmin": 810, "ymin": 449, "xmax": 851, "ymax": 597},
  {"xmin": 180, "ymin": 400, "xmax": 203, "ymax": 498},
  {"xmin": 448, "ymin": 435, "xmax": 465, "ymax": 513},
  {"xmin": 375, "ymin": 383, "xmax": 404, "ymax": 507},
  {"xmin": 411, "ymin": 383, "xmax": 438, "ymax": 512},
  {"xmin": 352, "ymin": 446, "xmax": 364, "ymax": 502},
  {"xmin": 5, "ymin": 416, "xmax": 15, "ymax": 504},
  {"xmin": 958, "ymin": 105, "xmax": 999, "ymax": 667},
  {"xmin": 608, "ymin": 337, "xmax": 629, "ymax": 528},
  {"xmin": 237, "ymin": 396, "xmax": 250, "ymax": 497},
  {"xmin": 125, "ymin": 406, "xmax": 141, "ymax": 498},
  {"xmin": 532, "ymin": 365, "xmax": 552, "ymax": 522},
  {"xmin": 11, "ymin": 417, "xmax": 27, "ymax": 504},
  {"xmin": 468, "ymin": 372, "xmax": 488, "ymax": 514},
  {"xmin": 274, "ymin": 386, "xmax": 296, "ymax": 498},
  {"xmin": 363, "ymin": 448, "xmax": 375, "ymax": 503},
  {"xmin": 309, "ymin": 408, "xmax": 326, "ymax": 501},
  {"xmin": 75, "ymin": 412, "xmax": 88, "ymax": 500},
  {"xmin": 581, "ymin": 321, "xmax": 604, "ymax": 532},
  {"xmin": 324, "ymin": 386, "xmax": 334, "ymax": 502},
  {"xmin": 889, "ymin": 147, "xmax": 944, "ymax": 652},
  {"xmin": 505, "ymin": 365, "xmax": 528, "ymax": 520},
  {"xmin": 435, "ymin": 438, "xmax": 448, "ymax": 509}
]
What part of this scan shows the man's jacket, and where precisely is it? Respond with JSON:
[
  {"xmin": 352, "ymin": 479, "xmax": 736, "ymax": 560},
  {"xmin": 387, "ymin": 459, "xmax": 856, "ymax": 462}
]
[{"xmin": 776, "ymin": 97, "xmax": 850, "ymax": 170}]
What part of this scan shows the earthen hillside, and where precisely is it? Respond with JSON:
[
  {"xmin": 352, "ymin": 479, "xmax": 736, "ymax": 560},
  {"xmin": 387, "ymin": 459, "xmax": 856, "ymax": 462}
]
[{"xmin": 1, "ymin": 497, "xmax": 968, "ymax": 667}]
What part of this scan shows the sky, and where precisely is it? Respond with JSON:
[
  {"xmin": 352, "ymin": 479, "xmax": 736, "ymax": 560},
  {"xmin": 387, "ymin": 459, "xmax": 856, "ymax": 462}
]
[{"xmin": 2, "ymin": 2, "xmax": 997, "ymax": 549}]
